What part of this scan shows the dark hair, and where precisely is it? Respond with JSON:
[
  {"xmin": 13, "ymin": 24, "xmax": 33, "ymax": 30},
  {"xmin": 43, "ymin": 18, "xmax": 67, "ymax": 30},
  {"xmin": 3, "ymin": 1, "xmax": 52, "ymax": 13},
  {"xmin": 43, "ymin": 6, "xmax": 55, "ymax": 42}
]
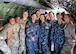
[
  {"xmin": 49, "ymin": 11, "xmax": 54, "ymax": 15},
  {"xmin": 64, "ymin": 14, "xmax": 74, "ymax": 24},
  {"xmin": 23, "ymin": 10, "xmax": 28, "ymax": 13},
  {"xmin": 40, "ymin": 14, "xmax": 46, "ymax": 19},
  {"xmin": 14, "ymin": 15, "xmax": 20, "ymax": 19},
  {"xmin": 40, "ymin": 14, "xmax": 45, "ymax": 16},
  {"xmin": 40, "ymin": 14, "xmax": 46, "ymax": 24},
  {"xmin": 35, "ymin": 10, "xmax": 39, "ymax": 13},
  {"xmin": 64, "ymin": 14, "xmax": 71, "ymax": 17},
  {"xmin": 31, "ymin": 13, "xmax": 36, "ymax": 16},
  {"xmin": 7, "ymin": 16, "xmax": 14, "ymax": 23},
  {"xmin": 45, "ymin": 12, "xmax": 47, "ymax": 14},
  {"xmin": 30, "ymin": 13, "xmax": 36, "ymax": 20},
  {"xmin": 56, "ymin": 12, "xmax": 63, "ymax": 16}
]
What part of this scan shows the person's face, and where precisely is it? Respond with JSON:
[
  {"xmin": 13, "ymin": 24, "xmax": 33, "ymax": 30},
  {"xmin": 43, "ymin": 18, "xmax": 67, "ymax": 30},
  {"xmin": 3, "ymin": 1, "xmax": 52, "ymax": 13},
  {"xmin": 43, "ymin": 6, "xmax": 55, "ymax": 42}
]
[
  {"xmin": 40, "ymin": 15, "xmax": 45, "ymax": 22},
  {"xmin": 9, "ymin": 18, "xmax": 15, "ymax": 25},
  {"xmin": 36, "ymin": 11, "xmax": 40, "ymax": 17},
  {"xmin": 56, "ymin": 14, "xmax": 62, "ymax": 20},
  {"xmin": 64, "ymin": 15, "xmax": 70, "ymax": 24},
  {"xmin": 23, "ymin": 12, "xmax": 28, "ymax": 18},
  {"xmin": 15, "ymin": 17, "xmax": 20, "ymax": 23},
  {"xmin": 31, "ymin": 14, "xmax": 37, "ymax": 21},
  {"xmin": 49, "ymin": 13, "xmax": 54, "ymax": 20}
]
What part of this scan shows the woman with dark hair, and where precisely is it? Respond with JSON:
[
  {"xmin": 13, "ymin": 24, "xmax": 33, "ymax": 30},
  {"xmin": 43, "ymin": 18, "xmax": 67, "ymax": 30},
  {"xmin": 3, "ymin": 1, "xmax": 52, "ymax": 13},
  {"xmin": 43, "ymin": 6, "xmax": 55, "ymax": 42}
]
[
  {"xmin": 7, "ymin": 16, "xmax": 20, "ymax": 54},
  {"xmin": 61, "ymin": 14, "xmax": 76, "ymax": 54},
  {"xmin": 1, "ymin": 16, "xmax": 20, "ymax": 54},
  {"xmin": 36, "ymin": 10, "xmax": 40, "ymax": 21},
  {"xmin": 26, "ymin": 13, "xmax": 39, "ymax": 54},
  {"xmin": 0, "ymin": 16, "xmax": 15, "ymax": 54},
  {"xmin": 50, "ymin": 12, "xmax": 65, "ymax": 54},
  {"xmin": 39, "ymin": 14, "xmax": 49, "ymax": 54},
  {"xmin": 14, "ymin": 16, "xmax": 21, "ymax": 54}
]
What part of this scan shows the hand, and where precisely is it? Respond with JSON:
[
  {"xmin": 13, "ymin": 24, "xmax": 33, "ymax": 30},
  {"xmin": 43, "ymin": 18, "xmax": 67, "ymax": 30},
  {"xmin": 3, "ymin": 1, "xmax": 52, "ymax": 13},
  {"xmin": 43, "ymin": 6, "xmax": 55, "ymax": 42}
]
[
  {"xmin": 42, "ymin": 42, "xmax": 45, "ymax": 45},
  {"xmin": 51, "ymin": 41, "xmax": 54, "ymax": 44},
  {"xmin": 71, "ymin": 35, "xmax": 76, "ymax": 40},
  {"xmin": 31, "ymin": 37, "xmax": 35, "ymax": 42}
]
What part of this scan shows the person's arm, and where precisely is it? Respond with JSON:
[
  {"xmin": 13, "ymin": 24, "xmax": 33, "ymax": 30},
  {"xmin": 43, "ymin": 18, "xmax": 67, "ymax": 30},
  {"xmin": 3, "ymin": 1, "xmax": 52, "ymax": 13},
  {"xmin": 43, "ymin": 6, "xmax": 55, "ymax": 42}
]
[
  {"xmin": 7, "ymin": 30, "xmax": 12, "ymax": 47},
  {"xmin": 71, "ymin": 34, "xmax": 76, "ymax": 40},
  {"xmin": 69, "ymin": 25, "xmax": 76, "ymax": 40}
]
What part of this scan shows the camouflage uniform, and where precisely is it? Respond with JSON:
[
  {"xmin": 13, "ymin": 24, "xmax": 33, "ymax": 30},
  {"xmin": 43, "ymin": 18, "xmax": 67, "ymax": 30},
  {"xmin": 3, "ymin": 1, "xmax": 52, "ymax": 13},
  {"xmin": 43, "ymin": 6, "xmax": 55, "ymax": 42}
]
[
  {"xmin": 61, "ymin": 23, "xmax": 75, "ymax": 54},
  {"xmin": 0, "ymin": 24, "xmax": 12, "ymax": 54},
  {"xmin": 39, "ymin": 22, "xmax": 49, "ymax": 54},
  {"xmin": 0, "ymin": 39, "xmax": 11, "ymax": 54},
  {"xmin": 10, "ymin": 23, "xmax": 20, "ymax": 54},
  {"xmin": 26, "ymin": 20, "xmax": 39, "ymax": 54},
  {"xmin": 19, "ymin": 19, "xmax": 27, "ymax": 54},
  {"xmin": 50, "ymin": 21, "xmax": 65, "ymax": 54}
]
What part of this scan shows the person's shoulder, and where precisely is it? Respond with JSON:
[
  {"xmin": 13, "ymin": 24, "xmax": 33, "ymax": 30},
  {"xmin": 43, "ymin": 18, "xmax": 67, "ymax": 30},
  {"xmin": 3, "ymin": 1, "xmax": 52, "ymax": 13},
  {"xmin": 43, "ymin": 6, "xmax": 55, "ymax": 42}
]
[
  {"xmin": 4, "ymin": 24, "xmax": 10, "ymax": 28},
  {"xmin": 1, "ymin": 24, "xmax": 12, "ymax": 32},
  {"xmin": 69, "ymin": 23, "xmax": 75, "ymax": 29},
  {"xmin": 20, "ymin": 18, "xmax": 23, "ymax": 21},
  {"xmin": 53, "ymin": 20, "xmax": 57, "ymax": 23},
  {"xmin": 45, "ymin": 21, "xmax": 49, "ymax": 26},
  {"xmin": 14, "ymin": 23, "xmax": 20, "ymax": 28},
  {"xmin": 26, "ymin": 20, "xmax": 32, "ymax": 27},
  {"xmin": 62, "ymin": 21, "xmax": 65, "ymax": 24}
]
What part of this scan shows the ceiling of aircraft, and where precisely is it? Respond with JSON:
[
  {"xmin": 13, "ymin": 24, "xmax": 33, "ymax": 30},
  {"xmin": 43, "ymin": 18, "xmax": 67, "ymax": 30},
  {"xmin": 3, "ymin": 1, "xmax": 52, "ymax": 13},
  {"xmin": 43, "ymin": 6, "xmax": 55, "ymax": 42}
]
[{"xmin": 0, "ymin": 0, "xmax": 76, "ymax": 23}]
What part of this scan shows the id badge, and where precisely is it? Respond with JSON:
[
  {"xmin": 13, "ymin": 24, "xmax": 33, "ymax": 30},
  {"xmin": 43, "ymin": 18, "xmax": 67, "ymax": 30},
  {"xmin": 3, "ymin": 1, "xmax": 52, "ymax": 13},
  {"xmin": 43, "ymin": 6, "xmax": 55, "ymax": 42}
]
[{"xmin": 51, "ymin": 42, "xmax": 54, "ymax": 51}]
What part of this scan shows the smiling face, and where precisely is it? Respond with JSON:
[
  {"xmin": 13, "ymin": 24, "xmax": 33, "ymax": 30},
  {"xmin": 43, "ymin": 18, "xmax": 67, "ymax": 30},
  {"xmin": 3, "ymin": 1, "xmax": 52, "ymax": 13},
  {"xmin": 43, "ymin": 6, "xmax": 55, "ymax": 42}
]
[
  {"xmin": 64, "ymin": 14, "xmax": 71, "ymax": 24},
  {"xmin": 40, "ymin": 14, "xmax": 45, "ymax": 22},
  {"xmin": 56, "ymin": 13, "xmax": 62, "ymax": 20},
  {"xmin": 9, "ymin": 18, "xmax": 15, "ymax": 25},
  {"xmin": 15, "ymin": 17, "xmax": 20, "ymax": 23},
  {"xmin": 36, "ymin": 10, "xmax": 40, "ymax": 18},
  {"xmin": 49, "ymin": 12, "xmax": 54, "ymax": 21},
  {"xmin": 31, "ymin": 14, "xmax": 37, "ymax": 22},
  {"xmin": 23, "ymin": 11, "xmax": 28, "ymax": 19}
]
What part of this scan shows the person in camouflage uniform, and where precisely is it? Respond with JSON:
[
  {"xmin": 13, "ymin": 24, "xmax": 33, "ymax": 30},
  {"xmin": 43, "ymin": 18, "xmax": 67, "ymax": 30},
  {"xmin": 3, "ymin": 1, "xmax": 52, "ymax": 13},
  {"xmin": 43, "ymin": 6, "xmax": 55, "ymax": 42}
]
[
  {"xmin": 2, "ymin": 16, "xmax": 20, "ymax": 54},
  {"xmin": 61, "ymin": 14, "xmax": 76, "ymax": 54},
  {"xmin": 39, "ymin": 14, "xmax": 49, "ymax": 54},
  {"xmin": 0, "ymin": 24, "xmax": 11, "ymax": 54},
  {"xmin": 14, "ymin": 16, "xmax": 21, "ymax": 53},
  {"xmin": 0, "ymin": 34, "xmax": 11, "ymax": 54},
  {"xmin": 4, "ymin": 16, "xmax": 19, "ymax": 54},
  {"xmin": 10, "ymin": 23, "xmax": 20, "ymax": 54},
  {"xmin": 19, "ymin": 11, "xmax": 28, "ymax": 54},
  {"xmin": 50, "ymin": 13, "xmax": 65, "ymax": 54},
  {"xmin": 26, "ymin": 13, "xmax": 39, "ymax": 54}
]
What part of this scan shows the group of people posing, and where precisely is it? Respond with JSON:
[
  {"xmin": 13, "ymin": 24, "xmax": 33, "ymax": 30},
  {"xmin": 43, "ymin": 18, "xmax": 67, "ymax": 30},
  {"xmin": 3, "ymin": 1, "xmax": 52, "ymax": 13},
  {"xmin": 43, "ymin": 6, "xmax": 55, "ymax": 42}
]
[{"xmin": 0, "ymin": 10, "xmax": 76, "ymax": 54}]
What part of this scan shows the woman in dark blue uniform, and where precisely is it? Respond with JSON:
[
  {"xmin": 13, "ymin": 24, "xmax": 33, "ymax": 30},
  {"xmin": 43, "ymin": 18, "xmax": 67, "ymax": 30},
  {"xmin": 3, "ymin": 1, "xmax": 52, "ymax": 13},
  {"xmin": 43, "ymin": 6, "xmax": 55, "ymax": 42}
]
[
  {"xmin": 39, "ymin": 14, "xmax": 49, "ymax": 54},
  {"xmin": 26, "ymin": 13, "xmax": 39, "ymax": 54},
  {"xmin": 50, "ymin": 12, "xmax": 65, "ymax": 54}
]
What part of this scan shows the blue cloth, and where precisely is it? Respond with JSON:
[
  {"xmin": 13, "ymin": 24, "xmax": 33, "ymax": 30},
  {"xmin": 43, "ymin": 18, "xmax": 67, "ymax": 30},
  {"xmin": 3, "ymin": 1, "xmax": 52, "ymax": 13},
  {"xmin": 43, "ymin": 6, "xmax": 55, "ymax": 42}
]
[
  {"xmin": 50, "ymin": 21, "xmax": 65, "ymax": 54},
  {"xmin": 39, "ymin": 22, "xmax": 49, "ymax": 54},
  {"xmin": 26, "ymin": 20, "xmax": 39, "ymax": 54}
]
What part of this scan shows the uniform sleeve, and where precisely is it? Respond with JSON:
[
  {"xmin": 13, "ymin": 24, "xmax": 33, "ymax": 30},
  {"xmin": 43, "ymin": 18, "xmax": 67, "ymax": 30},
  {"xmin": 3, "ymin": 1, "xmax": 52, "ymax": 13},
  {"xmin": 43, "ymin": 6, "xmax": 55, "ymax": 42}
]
[
  {"xmin": 43, "ymin": 25, "xmax": 49, "ymax": 43},
  {"xmin": 43, "ymin": 35, "xmax": 48, "ymax": 44},
  {"xmin": 34, "ymin": 25, "xmax": 39, "ymax": 39},
  {"xmin": 26, "ymin": 27, "xmax": 33, "ymax": 39},
  {"xmin": 69, "ymin": 25, "xmax": 75, "ymax": 36}
]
